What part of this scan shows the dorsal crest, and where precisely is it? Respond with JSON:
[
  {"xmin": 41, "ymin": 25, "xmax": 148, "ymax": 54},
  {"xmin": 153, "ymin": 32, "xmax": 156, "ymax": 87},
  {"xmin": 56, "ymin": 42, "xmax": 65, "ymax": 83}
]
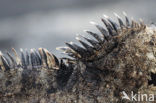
[{"xmin": 56, "ymin": 12, "xmax": 146, "ymax": 62}]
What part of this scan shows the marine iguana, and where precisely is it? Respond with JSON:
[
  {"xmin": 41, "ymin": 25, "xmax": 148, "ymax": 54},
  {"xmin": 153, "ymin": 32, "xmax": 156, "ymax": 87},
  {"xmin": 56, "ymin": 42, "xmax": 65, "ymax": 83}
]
[{"xmin": 0, "ymin": 12, "xmax": 155, "ymax": 103}]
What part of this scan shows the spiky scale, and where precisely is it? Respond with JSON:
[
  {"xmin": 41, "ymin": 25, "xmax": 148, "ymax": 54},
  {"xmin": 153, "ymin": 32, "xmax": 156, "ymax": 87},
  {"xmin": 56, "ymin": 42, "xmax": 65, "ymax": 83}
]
[
  {"xmin": 25, "ymin": 50, "xmax": 30, "ymax": 66},
  {"xmin": 7, "ymin": 52, "xmax": 17, "ymax": 67},
  {"xmin": 114, "ymin": 12, "xmax": 125, "ymax": 27},
  {"xmin": 44, "ymin": 49, "xmax": 59, "ymax": 69},
  {"xmin": 4, "ymin": 56, "xmax": 11, "ymax": 67},
  {"xmin": 63, "ymin": 52, "xmax": 76, "ymax": 58},
  {"xmin": 38, "ymin": 48, "xmax": 48, "ymax": 67},
  {"xmin": 56, "ymin": 47, "xmax": 67, "ymax": 51},
  {"xmin": 20, "ymin": 48, "xmax": 26, "ymax": 68},
  {"xmin": 33, "ymin": 49, "xmax": 42, "ymax": 65},
  {"xmin": 90, "ymin": 21, "xmax": 110, "ymax": 39},
  {"xmin": 101, "ymin": 18, "xmax": 115, "ymax": 37},
  {"xmin": 12, "ymin": 48, "xmax": 22, "ymax": 66},
  {"xmin": 123, "ymin": 12, "xmax": 130, "ymax": 26},
  {"xmin": 56, "ymin": 47, "xmax": 73, "ymax": 54},
  {"xmin": 0, "ymin": 51, "xmax": 10, "ymax": 71},
  {"xmin": 131, "ymin": 18, "xmax": 140, "ymax": 28},
  {"xmin": 103, "ymin": 14, "xmax": 119, "ymax": 31},
  {"xmin": 65, "ymin": 42, "xmax": 86, "ymax": 57},
  {"xmin": 84, "ymin": 30, "xmax": 102, "ymax": 42},
  {"xmin": 139, "ymin": 18, "xmax": 144, "ymax": 27},
  {"xmin": 56, "ymin": 47, "xmax": 78, "ymax": 58},
  {"xmin": 30, "ymin": 49, "xmax": 38, "ymax": 67},
  {"xmin": 1, "ymin": 56, "xmax": 10, "ymax": 71},
  {"xmin": 78, "ymin": 34, "xmax": 101, "ymax": 49},
  {"xmin": 76, "ymin": 37, "xmax": 94, "ymax": 53}
]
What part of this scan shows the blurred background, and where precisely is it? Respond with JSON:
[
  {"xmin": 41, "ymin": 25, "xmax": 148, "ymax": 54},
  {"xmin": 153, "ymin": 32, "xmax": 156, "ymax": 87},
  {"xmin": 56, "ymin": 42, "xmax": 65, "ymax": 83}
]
[{"xmin": 0, "ymin": 0, "xmax": 156, "ymax": 57}]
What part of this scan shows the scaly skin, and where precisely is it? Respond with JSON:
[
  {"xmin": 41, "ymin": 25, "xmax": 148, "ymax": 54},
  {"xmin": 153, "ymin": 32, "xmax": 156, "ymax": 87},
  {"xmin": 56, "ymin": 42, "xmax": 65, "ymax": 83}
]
[{"xmin": 0, "ymin": 13, "xmax": 156, "ymax": 103}]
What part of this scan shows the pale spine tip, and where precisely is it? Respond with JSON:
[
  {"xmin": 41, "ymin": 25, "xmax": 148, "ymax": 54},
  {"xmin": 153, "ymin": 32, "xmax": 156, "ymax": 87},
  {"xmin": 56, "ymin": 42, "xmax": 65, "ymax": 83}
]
[
  {"xmin": 30, "ymin": 49, "xmax": 34, "ymax": 53},
  {"xmin": 56, "ymin": 47, "xmax": 60, "ymax": 51},
  {"xmin": 76, "ymin": 34, "xmax": 83, "ymax": 37},
  {"xmin": 56, "ymin": 47, "xmax": 69, "ymax": 51},
  {"xmin": 38, "ymin": 48, "xmax": 43, "ymax": 51},
  {"xmin": 113, "ymin": 12, "xmax": 120, "ymax": 18},
  {"xmin": 83, "ymin": 29, "xmax": 89, "ymax": 32},
  {"xmin": 0, "ymin": 51, "xmax": 2, "ymax": 56},
  {"xmin": 103, "ymin": 14, "xmax": 109, "ymax": 18},
  {"xmin": 139, "ymin": 18, "xmax": 143, "ymax": 22},
  {"xmin": 90, "ymin": 21, "xmax": 97, "ymax": 25},
  {"xmin": 131, "ymin": 17, "xmax": 134, "ymax": 20},
  {"xmin": 56, "ymin": 47, "xmax": 63, "ymax": 51},
  {"xmin": 75, "ymin": 37, "xmax": 81, "ymax": 41},
  {"xmin": 69, "ymin": 42, "xmax": 74, "ymax": 45},
  {"xmin": 78, "ymin": 34, "xmax": 87, "ymax": 38},
  {"xmin": 20, "ymin": 48, "xmax": 23, "ymax": 52},
  {"xmin": 61, "ymin": 51, "xmax": 67, "ymax": 54},
  {"xmin": 122, "ymin": 11, "xmax": 127, "ymax": 16}
]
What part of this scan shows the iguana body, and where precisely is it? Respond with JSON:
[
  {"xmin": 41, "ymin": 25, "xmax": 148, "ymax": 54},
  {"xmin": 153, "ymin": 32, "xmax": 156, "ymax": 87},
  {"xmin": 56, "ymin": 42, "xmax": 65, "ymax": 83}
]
[{"xmin": 0, "ymin": 13, "xmax": 155, "ymax": 103}]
